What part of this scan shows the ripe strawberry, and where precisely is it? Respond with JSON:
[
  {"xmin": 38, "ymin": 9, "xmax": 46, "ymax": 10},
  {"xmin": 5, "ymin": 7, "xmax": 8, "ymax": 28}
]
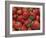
[
  {"xmin": 12, "ymin": 7, "xmax": 17, "ymax": 15},
  {"xmin": 33, "ymin": 8, "xmax": 40, "ymax": 15},
  {"xmin": 13, "ymin": 21, "xmax": 22, "ymax": 30},
  {"xmin": 21, "ymin": 24, "xmax": 27, "ymax": 31},
  {"xmin": 31, "ymin": 20, "xmax": 40, "ymax": 30},
  {"xmin": 23, "ymin": 12, "xmax": 29, "ymax": 19},
  {"xmin": 17, "ymin": 15, "xmax": 24, "ymax": 23},
  {"xmin": 35, "ymin": 15, "xmax": 40, "ymax": 21},
  {"xmin": 17, "ymin": 9, "xmax": 22, "ymax": 15}
]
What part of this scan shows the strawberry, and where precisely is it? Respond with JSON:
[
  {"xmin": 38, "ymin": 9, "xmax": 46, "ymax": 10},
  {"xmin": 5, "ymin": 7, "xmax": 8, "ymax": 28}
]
[
  {"xmin": 12, "ymin": 7, "xmax": 17, "ymax": 15},
  {"xmin": 13, "ymin": 21, "xmax": 22, "ymax": 30},
  {"xmin": 17, "ymin": 15, "xmax": 24, "ymax": 23},
  {"xmin": 35, "ymin": 15, "xmax": 40, "ymax": 21},
  {"xmin": 23, "ymin": 12, "xmax": 29, "ymax": 19},
  {"xmin": 33, "ymin": 8, "xmax": 40, "ymax": 15},
  {"xmin": 17, "ymin": 9, "xmax": 22, "ymax": 15},
  {"xmin": 31, "ymin": 20, "xmax": 40, "ymax": 30},
  {"xmin": 21, "ymin": 24, "xmax": 27, "ymax": 31}
]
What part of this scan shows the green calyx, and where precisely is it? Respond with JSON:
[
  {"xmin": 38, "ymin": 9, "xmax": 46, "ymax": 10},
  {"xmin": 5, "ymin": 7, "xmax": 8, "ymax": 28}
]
[
  {"xmin": 29, "ymin": 16, "xmax": 34, "ymax": 21},
  {"xmin": 27, "ymin": 23, "xmax": 32, "ymax": 27}
]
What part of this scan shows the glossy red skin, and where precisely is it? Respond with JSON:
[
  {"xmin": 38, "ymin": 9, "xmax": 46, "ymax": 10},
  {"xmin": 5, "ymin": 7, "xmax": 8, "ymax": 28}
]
[
  {"xmin": 31, "ymin": 20, "xmax": 40, "ymax": 30},
  {"xmin": 23, "ymin": 12, "xmax": 30, "ymax": 19},
  {"xmin": 35, "ymin": 15, "xmax": 40, "ymax": 21},
  {"xmin": 21, "ymin": 25, "xmax": 27, "ymax": 31},
  {"xmin": 17, "ymin": 9, "xmax": 22, "ymax": 15},
  {"xmin": 17, "ymin": 15, "xmax": 24, "ymax": 23},
  {"xmin": 13, "ymin": 22, "xmax": 22, "ymax": 29},
  {"xmin": 33, "ymin": 9, "xmax": 40, "ymax": 15}
]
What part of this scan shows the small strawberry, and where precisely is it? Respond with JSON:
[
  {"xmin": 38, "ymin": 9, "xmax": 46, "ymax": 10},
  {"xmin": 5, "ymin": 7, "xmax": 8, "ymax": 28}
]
[
  {"xmin": 13, "ymin": 21, "xmax": 22, "ymax": 30},
  {"xmin": 23, "ymin": 12, "xmax": 29, "ymax": 19},
  {"xmin": 35, "ymin": 15, "xmax": 40, "ymax": 21},
  {"xmin": 17, "ymin": 9, "xmax": 22, "ymax": 15},
  {"xmin": 21, "ymin": 24, "xmax": 27, "ymax": 31},
  {"xmin": 31, "ymin": 20, "xmax": 40, "ymax": 30},
  {"xmin": 12, "ymin": 7, "xmax": 17, "ymax": 15},
  {"xmin": 17, "ymin": 15, "xmax": 24, "ymax": 23}
]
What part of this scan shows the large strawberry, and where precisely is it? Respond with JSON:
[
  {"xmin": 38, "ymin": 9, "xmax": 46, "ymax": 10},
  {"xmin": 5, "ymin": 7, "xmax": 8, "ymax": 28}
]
[{"xmin": 31, "ymin": 20, "xmax": 40, "ymax": 30}]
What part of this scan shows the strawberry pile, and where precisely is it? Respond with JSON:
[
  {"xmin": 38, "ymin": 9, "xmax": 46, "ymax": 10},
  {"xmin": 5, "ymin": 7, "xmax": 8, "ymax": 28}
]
[{"xmin": 12, "ymin": 7, "xmax": 40, "ymax": 31}]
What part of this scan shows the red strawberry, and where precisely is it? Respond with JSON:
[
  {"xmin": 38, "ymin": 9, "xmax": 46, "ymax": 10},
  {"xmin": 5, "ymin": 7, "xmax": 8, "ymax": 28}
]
[
  {"xmin": 17, "ymin": 15, "xmax": 24, "ymax": 23},
  {"xmin": 33, "ymin": 8, "xmax": 40, "ymax": 15},
  {"xmin": 17, "ymin": 9, "xmax": 22, "ymax": 15},
  {"xmin": 21, "ymin": 24, "xmax": 27, "ymax": 31},
  {"xmin": 12, "ymin": 7, "xmax": 17, "ymax": 15},
  {"xmin": 23, "ymin": 12, "xmax": 29, "ymax": 19},
  {"xmin": 35, "ymin": 15, "xmax": 40, "ymax": 21},
  {"xmin": 14, "ymin": 21, "xmax": 22, "ymax": 30},
  {"xmin": 31, "ymin": 20, "xmax": 40, "ymax": 30}
]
